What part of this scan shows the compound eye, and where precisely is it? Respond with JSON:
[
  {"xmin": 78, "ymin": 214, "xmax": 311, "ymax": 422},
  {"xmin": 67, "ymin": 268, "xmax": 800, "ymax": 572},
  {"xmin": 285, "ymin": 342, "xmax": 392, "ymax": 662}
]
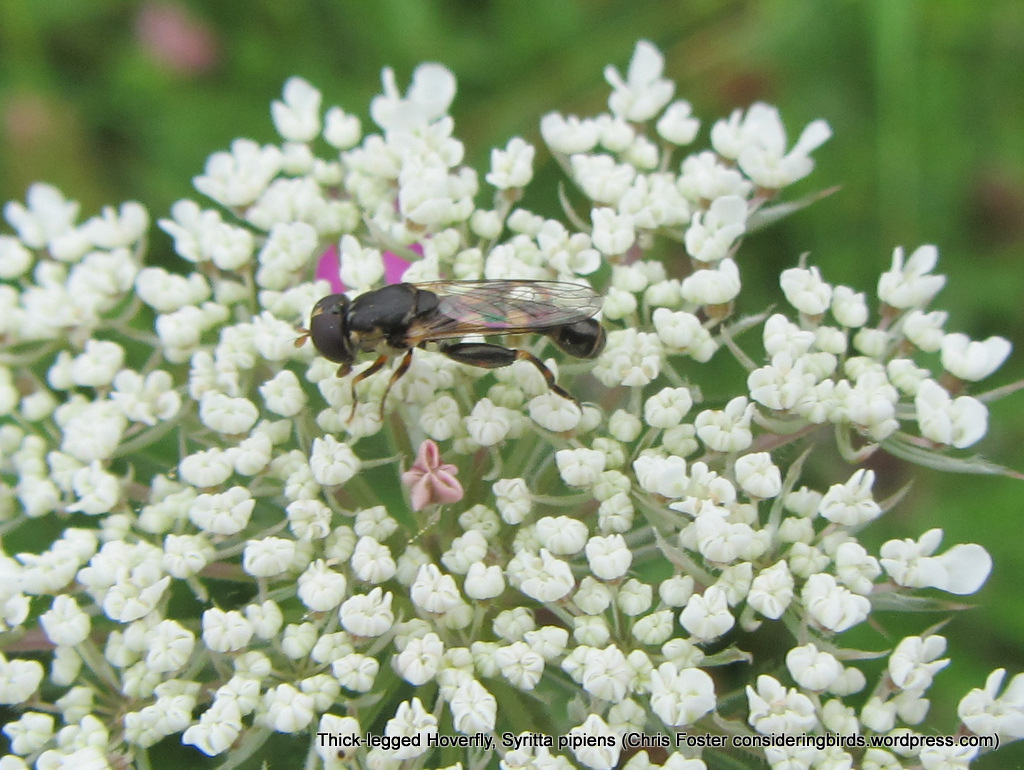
[{"xmin": 309, "ymin": 295, "xmax": 354, "ymax": 364}]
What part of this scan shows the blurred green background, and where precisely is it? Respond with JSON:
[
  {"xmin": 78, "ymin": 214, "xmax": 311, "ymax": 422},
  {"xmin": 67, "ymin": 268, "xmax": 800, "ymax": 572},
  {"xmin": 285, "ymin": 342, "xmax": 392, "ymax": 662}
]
[{"xmin": 2, "ymin": 0, "xmax": 1023, "ymax": 765}]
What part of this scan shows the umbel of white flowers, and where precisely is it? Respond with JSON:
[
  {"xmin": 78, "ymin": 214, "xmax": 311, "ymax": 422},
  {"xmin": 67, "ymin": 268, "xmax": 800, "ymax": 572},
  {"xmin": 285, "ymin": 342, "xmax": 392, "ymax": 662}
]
[{"xmin": 0, "ymin": 39, "xmax": 1020, "ymax": 770}]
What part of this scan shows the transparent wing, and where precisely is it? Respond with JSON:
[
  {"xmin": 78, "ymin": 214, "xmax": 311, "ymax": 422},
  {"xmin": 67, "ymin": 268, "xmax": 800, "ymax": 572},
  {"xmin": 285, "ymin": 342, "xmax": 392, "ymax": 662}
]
[{"xmin": 406, "ymin": 280, "xmax": 603, "ymax": 344}]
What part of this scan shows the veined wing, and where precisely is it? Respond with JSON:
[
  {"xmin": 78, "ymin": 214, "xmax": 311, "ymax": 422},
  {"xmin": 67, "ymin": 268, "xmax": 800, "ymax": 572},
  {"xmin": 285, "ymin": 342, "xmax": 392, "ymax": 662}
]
[{"xmin": 406, "ymin": 280, "xmax": 603, "ymax": 344}]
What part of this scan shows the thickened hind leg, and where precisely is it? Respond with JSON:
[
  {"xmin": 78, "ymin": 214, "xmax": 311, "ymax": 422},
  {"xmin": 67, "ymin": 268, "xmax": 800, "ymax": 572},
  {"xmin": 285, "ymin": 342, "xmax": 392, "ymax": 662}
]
[{"xmin": 438, "ymin": 342, "xmax": 575, "ymax": 402}]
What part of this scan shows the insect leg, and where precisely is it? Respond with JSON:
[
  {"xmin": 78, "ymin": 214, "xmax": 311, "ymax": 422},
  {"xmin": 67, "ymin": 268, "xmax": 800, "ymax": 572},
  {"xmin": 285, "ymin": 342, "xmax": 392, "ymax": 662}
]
[
  {"xmin": 514, "ymin": 349, "xmax": 576, "ymax": 402},
  {"xmin": 438, "ymin": 342, "xmax": 576, "ymax": 402},
  {"xmin": 343, "ymin": 354, "xmax": 387, "ymax": 423},
  {"xmin": 378, "ymin": 349, "xmax": 415, "ymax": 419},
  {"xmin": 349, "ymin": 354, "xmax": 388, "ymax": 400}
]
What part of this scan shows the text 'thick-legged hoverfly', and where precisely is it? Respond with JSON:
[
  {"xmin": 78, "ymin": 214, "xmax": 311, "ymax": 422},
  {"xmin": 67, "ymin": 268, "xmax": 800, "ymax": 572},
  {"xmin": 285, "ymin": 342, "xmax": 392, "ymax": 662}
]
[{"xmin": 298, "ymin": 280, "xmax": 606, "ymax": 418}]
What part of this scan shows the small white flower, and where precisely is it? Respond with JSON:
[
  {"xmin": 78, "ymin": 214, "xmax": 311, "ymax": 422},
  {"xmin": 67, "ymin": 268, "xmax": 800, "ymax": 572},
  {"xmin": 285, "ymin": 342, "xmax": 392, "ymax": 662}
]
[
  {"xmin": 493, "ymin": 477, "xmax": 533, "ymax": 525},
  {"xmin": 818, "ymin": 469, "xmax": 881, "ymax": 526},
  {"xmin": 902, "ymin": 309, "xmax": 947, "ymax": 351},
  {"xmin": 371, "ymin": 62, "xmax": 455, "ymax": 131},
  {"xmin": 296, "ymin": 560, "xmax": 347, "ymax": 611},
  {"xmin": 487, "ymin": 137, "xmax": 535, "ymax": 189},
  {"xmin": 734, "ymin": 452, "xmax": 782, "ymax": 499},
  {"xmin": 241, "ymin": 537, "xmax": 296, "ymax": 577},
  {"xmin": 694, "ymin": 396, "xmax": 754, "ymax": 453},
  {"xmin": 748, "ymin": 352, "xmax": 815, "ymax": 411},
  {"xmin": 685, "ymin": 195, "xmax": 746, "ymax": 264},
  {"xmin": 514, "ymin": 550, "xmax": 575, "ymax": 603},
  {"xmin": 648, "ymin": 662, "xmax": 716, "ymax": 727},
  {"xmin": 541, "ymin": 112, "xmax": 600, "ymax": 155},
  {"xmin": 657, "ymin": 100, "xmax": 700, "ymax": 144},
  {"xmin": 712, "ymin": 103, "xmax": 831, "ymax": 189},
  {"xmin": 585, "ymin": 534, "xmax": 632, "ymax": 580},
  {"xmin": 464, "ymin": 398, "xmax": 514, "ymax": 446},
  {"xmin": 162, "ymin": 534, "xmax": 213, "ymax": 578},
  {"xmin": 852, "ymin": 327, "xmax": 889, "ymax": 358},
  {"xmin": 0, "ymin": 235, "xmax": 34, "ymax": 279},
  {"xmin": 2, "ymin": 711, "xmax": 55, "ymax": 755},
  {"xmin": 199, "ymin": 392, "xmax": 258, "ymax": 435},
  {"xmin": 3, "ymin": 183, "xmax": 80, "ymax": 250},
  {"xmin": 262, "ymin": 683, "xmax": 314, "ymax": 733},
  {"xmin": 592, "ymin": 329, "xmax": 663, "ymax": 388},
  {"xmin": 39, "ymin": 595, "xmax": 91, "ymax": 647},
  {"xmin": 189, "ymin": 487, "xmax": 255, "ymax": 536},
  {"xmin": 339, "ymin": 587, "xmax": 394, "ymax": 637},
  {"xmin": 395, "ymin": 632, "xmax": 444, "ymax": 685},
  {"xmin": 617, "ymin": 578, "xmax": 652, "ymax": 616},
  {"xmin": 332, "ymin": 653, "xmax": 379, "ymax": 692},
  {"xmin": 66, "ymin": 461, "xmax": 121, "ymax": 515},
  {"xmin": 337, "ymin": 234, "xmax": 384, "ymax": 292},
  {"xmin": 528, "ymin": 392, "xmax": 581, "ymax": 432},
  {"xmin": 958, "ymin": 668, "xmax": 1024, "ymax": 740},
  {"xmin": 801, "ymin": 573, "xmax": 870, "ymax": 632},
  {"xmin": 271, "ymin": 77, "xmax": 322, "ymax": 143},
  {"xmin": 940, "ymin": 332, "xmax": 1012, "ymax": 381},
  {"xmin": 70, "ymin": 340, "xmax": 125, "ymax": 388},
  {"xmin": 410, "ymin": 564, "xmax": 462, "ymax": 614},
  {"xmin": 408, "ymin": 386, "xmax": 458, "ymax": 433},
  {"xmin": 888, "ymin": 635, "xmax": 949, "ymax": 692},
  {"xmin": 202, "ymin": 608, "xmax": 255, "ymax": 653},
  {"xmin": 880, "ymin": 528, "xmax": 992, "ymax": 595},
  {"xmin": 323, "ymin": 106, "xmax": 361, "ymax": 149},
  {"xmin": 786, "ymin": 643, "xmax": 842, "ymax": 691},
  {"xmin": 193, "ymin": 139, "xmax": 283, "ymax": 208},
  {"xmin": 449, "ymin": 678, "xmax": 497, "ymax": 734},
  {"xmin": 914, "ymin": 379, "xmax": 988, "ymax": 448},
  {"xmin": 535, "ymin": 516, "xmax": 589, "ymax": 556},
  {"xmin": 308, "ymin": 435, "xmax": 360, "ymax": 486},
  {"xmin": 111, "ymin": 369, "xmax": 181, "ymax": 425},
  {"xmin": 59, "ymin": 401, "xmax": 127, "ymax": 462},
  {"xmin": 555, "ymin": 447, "xmax": 606, "ymax": 487},
  {"xmin": 877, "ymin": 244, "xmax": 946, "ymax": 309},
  {"xmin": 780, "ymin": 265, "xmax": 833, "ymax": 317},
  {"xmin": 608, "ymin": 409, "xmax": 643, "ymax": 442},
  {"xmin": 494, "ymin": 641, "xmax": 545, "ymax": 691},
  {"xmin": 834, "ymin": 541, "xmax": 882, "ymax": 595},
  {"xmin": 643, "ymin": 387, "xmax": 693, "ymax": 428},
  {"xmin": 605, "ymin": 40, "xmax": 675, "ymax": 122},
  {"xmin": 680, "ymin": 257, "xmax": 741, "ymax": 306},
  {"xmin": 748, "ymin": 561, "xmax": 795, "ymax": 620},
  {"xmin": 745, "ymin": 674, "xmax": 819, "ymax": 735},
  {"xmin": 831, "ymin": 285, "xmax": 869, "ymax": 327},
  {"xmin": 591, "ymin": 206, "xmax": 636, "ymax": 255},
  {"xmin": 679, "ymin": 585, "xmax": 734, "ymax": 641},
  {"xmin": 651, "ymin": 308, "xmax": 717, "ymax": 361},
  {"xmin": 464, "ymin": 562, "xmax": 505, "ymax": 600},
  {"xmin": 602, "ymin": 287, "xmax": 638, "ymax": 321},
  {"xmin": 179, "ymin": 447, "xmax": 233, "ymax": 488},
  {"xmin": 349, "ymin": 536, "xmax": 397, "ymax": 584}
]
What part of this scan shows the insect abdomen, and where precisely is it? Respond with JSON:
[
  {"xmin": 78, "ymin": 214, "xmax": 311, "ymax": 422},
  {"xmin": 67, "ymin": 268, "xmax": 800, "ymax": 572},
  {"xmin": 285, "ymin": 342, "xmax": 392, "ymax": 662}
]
[{"xmin": 545, "ymin": 319, "xmax": 606, "ymax": 359}]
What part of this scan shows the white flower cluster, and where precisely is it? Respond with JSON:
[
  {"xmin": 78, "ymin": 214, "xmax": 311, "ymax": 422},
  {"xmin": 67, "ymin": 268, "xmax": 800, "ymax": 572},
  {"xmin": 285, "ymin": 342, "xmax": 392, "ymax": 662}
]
[{"xmin": 0, "ymin": 40, "xmax": 1019, "ymax": 770}]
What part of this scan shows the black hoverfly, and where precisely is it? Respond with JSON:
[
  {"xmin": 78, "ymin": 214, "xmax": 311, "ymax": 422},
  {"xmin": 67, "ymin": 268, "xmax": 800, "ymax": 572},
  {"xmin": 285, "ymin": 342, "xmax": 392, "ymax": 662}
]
[{"xmin": 298, "ymin": 280, "xmax": 605, "ymax": 418}]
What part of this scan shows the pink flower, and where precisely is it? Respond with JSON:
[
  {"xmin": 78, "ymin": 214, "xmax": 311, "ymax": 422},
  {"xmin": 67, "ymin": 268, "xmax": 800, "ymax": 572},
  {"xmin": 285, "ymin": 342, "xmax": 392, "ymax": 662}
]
[
  {"xmin": 315, "ymin": 244, "xmax": 416, "ymax": 293},
  {"xmin": 136, "ymin": 1, "xmax": 219, "ymax": 75},
  {"xmin": 401, "ymin": 440, "xmax": 463, "ymax": 511}
]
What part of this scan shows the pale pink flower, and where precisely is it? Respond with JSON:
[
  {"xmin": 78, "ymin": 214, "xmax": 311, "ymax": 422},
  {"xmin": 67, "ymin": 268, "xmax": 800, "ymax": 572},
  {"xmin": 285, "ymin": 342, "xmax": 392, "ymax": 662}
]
[{"xmin": 401, "ymin": 440, "xmax": 463, "ymax": 511}]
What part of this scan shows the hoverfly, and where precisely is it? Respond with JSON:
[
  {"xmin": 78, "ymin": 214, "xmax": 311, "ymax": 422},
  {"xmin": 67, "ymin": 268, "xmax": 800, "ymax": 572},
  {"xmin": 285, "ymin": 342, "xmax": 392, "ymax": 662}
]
[{"xmin": 298, "ymin": 280, "xmax": 605, "ymax": 418}]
